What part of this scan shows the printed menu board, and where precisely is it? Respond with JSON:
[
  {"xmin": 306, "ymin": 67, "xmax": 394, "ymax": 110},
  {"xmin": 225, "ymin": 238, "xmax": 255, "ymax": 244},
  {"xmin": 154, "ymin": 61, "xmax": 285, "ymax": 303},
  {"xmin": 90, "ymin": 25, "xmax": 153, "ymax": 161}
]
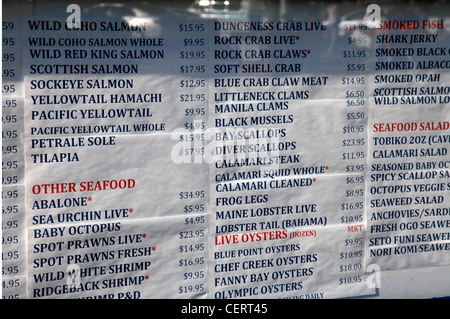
[{"xmin": 2, "ymin": 0, "xmax": 450, "ymax": 300}]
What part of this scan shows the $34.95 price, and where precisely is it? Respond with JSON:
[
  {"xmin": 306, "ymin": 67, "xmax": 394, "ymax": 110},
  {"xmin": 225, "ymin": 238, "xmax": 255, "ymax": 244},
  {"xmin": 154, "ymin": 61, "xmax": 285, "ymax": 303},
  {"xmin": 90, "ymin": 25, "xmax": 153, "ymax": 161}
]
[{"xmin": 180, "ymin": 190, "xmax": 205, "ymax": 200}]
